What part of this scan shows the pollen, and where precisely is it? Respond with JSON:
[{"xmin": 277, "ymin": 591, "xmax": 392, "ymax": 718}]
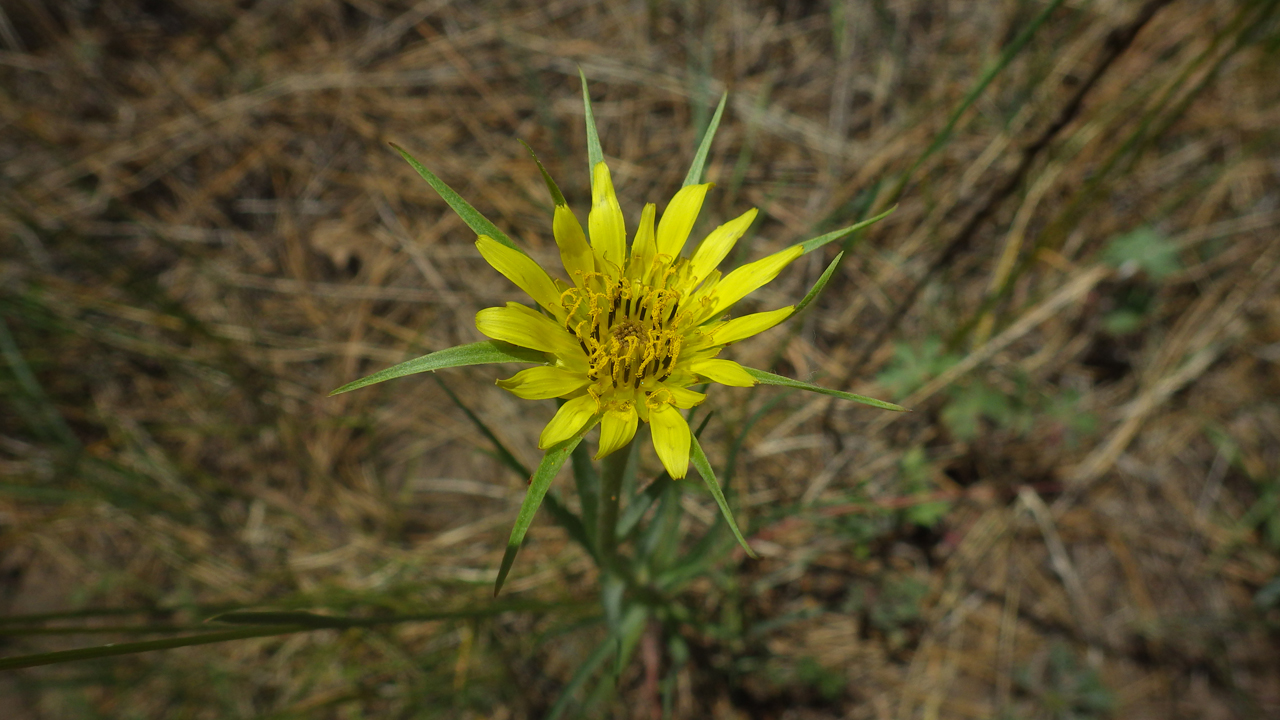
[{"xmin": 563, "ymin": 273, "xmax": 687, "ymax": 394}]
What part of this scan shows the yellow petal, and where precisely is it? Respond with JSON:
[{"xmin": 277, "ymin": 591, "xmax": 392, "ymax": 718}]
[
  {"xmin": 539, "ymin": 395, "xmax": 599, "ymax": 449},
  {"xmin": 649, "ymin": 404, "xmax": 691, "ymax": 479},
  {"xmin": 656, "ymin": 183, "xmax": 711, "ymax": 257},
  {"xmin": 595, "ymin": 405, "xmax": 639, "ymax": 459},
  {"xmin": 691, "ymin": 358, "xmax": 757, "ymax": 387},
  {"xmin": 666, "ymin": 386, "xmax": 706, "ymax": 409},
  {"xmin": 476, "ymin": 236, "xmax": 563, "ymax": 317},
  {"xmin": 703, "ymin": 245, "xmax": 803, "ymax": 320},
  {"xmin": 711, "ymin": 306, "xmax": 794, "ymax": 345},
  {"xmin": 553, "ymin": 205, "xmax": 594, "ymax": 283},
  {"xmin": 687, "ymin": 208, "xmax": 756, "ymax": 283},
  {"xmin": 476, "ymin": 302, "xmax": 584, "ymax": 360},
  {"xmin": 626, "ymin": 203, "xmax": 657, "ymax": 280},
  {"xmin": 589, "ymin": 162, "xmax": 626, "ymax": 272},
  {"xmin": 496, "ymin": 366, "xmax": 590, "ymax": 399}
]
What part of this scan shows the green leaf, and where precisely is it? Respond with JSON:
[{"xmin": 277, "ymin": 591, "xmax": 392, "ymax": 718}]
[
  {"xmin": 329, "ymin": 341, "xmax": 545, "ymax": 396},
  {"xmin": 744, "ymin": 367, "xmax": 907, "ymax": 412},
  {"xmin": 389, "ymin": 142, "xmax": 519, "ymax": 252},
  {"xmin": 579, "ymin": 68, "xmax": 604, "ymax": 174},
  {"xmin": 794, "ymin": 251, "xmax": 842, "ymax": 315},
  {"xmin": 798, "ymin": 206, "xmax": 896, "ymax": 254},
  {"xmin": 494, "ymin": 419, "xmax": 598, "ymax": 596},
  {"xmin": 689, "ymin": 435, "xmax": 756, "ymax": 558},
  {"xmin": 520, "ymin": 139, "xmax": 567, "ymax": 207},
  {"xmin": 683, "ymin": 91, "xmax": 728, "ymax": 187}
]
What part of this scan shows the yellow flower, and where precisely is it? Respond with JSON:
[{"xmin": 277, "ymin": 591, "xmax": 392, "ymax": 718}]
[{"xmin": 474, "ymin": 162, "xmax": 802, "ymax": 479}]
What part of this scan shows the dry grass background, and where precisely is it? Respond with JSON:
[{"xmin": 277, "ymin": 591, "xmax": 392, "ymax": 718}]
[{"xmin": 2, "ymin": 0, "xmax": 1280, "ymax": 718}]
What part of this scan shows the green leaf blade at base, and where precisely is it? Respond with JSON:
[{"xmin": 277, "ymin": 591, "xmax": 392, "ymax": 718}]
[
  {"xmin": 388, "ymin": 142, "xmax": 519, "ymax": 252},
  {"xmin": 743, "ymin": 367, "xmax": 908, "ymax": 412},
  {"xmin": 798, "ymin": 206, "xmax": 897, "ymax": 255},
  {"xmin": 329, "ymin": 341, "xmax": 546, "ymax": 396},
  {"xmin": 494, "ymin": 418, "xmax": 599, "ymax": 596},
  {"xmin": 683, "ymin": 91, "xmax": 728, "ymax": 188},
  {"xmin": 689, "ymin": 436, "xmax": 756, "ymax": 559}
]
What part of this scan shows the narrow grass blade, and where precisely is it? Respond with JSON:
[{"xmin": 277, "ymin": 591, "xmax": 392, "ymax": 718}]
[
  {"xmin": 657, "ymin": 530, "xmax": 735, "ymax": 592},
  {"xmin": 689, "ymin": 436, "xmax": 756, "ymax": 558},
  {"xmin": 744, "ymin": 367, "xmax": 907, "ymax": 412},
  {"xmin": 637, "ymin": 477, "xmax": 682, "ymax": 569},
  {"xmin": 434, "ymin": 374, "xmax": 530, "ymax": 477},
  {"xmin": 210, "ymin": 601, "xmax": 574, "ymax": 627},
  {"xmin": 541, "ymin": 491, "xmax": 595, "ymax": 561},
  {"xmin": 329, "ymin": 341, "xmax": 545, "ymax": 396},
  {"xmin": 0, "ymin": 315, "xmax": 78, "ymax": 448},
  {"xmin": 495, "ymin": 419, "xmax": 598, "ymax": 596},
  {"xmin": 434, "ymin": 377, "xmax": 594, "ymax": 558},
  {"xmin": 520, "ymin": 139, "xmax": 567, "ymax": 207},
  {"xmin": 885, "ymin": 0, "xmax": 1067, "ymax": 203},
  {"xmin": 571, "ymin": 442, "xmax": 599, "ymax": 551},
  {"xmin": 617, "ymin": 474, "xmax": 671, "ymax": 541},
  {"xmin": 794, "ymin": 251, "xmax": 842, "ymax": 315},
  {"xmin": 0, "ymin": 601, "xmax": 585, "ymax": 669},
  {"xmin": 389, "ymin": 142, "xmax": 519, "ymax": 251},
  {"xmin": 547, "ymin": 604, "xmax": 648, "ymax": 720},
  {"xmin": 725, "ymin": 392, "xmax": 791, "ymax": 488},
  {"xmin": 0, "ymin": 625, "xmax": 205, "ymax": 636},
  {"xmin": 798, "ymin": 206, "xmax": 896, "ymax": 254},
  {"xmin": 0, "ymin": 625, "xmax": 305, "ymax": 670},
  {"xmin": 579, "ymin": 68, "xmax": 604, "ymax": 173},
  {"xmin": 683, "ymin": 91, "xmax": 728, "ymax": 187}
]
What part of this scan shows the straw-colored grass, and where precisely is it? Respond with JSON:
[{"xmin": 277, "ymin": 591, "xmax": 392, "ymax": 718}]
[{"xmin": 2, "ymin": 0, "xmax": 1278, "ymax": 717}]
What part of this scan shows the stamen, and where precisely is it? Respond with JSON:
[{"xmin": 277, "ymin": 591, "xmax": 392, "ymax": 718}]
[{"xmin": 561, "ymin": 270, "xmax": 687, "ymax": 397}]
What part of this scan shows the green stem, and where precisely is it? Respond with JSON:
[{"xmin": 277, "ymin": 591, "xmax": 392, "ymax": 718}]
[{"xmin": 597, "ymin": 438, "xmax": 633, "ymax": 572}]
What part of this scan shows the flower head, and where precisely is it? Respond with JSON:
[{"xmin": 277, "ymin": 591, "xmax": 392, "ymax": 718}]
[{"xmin": 475, "ymin": 162, "xmax": 801, "ymax": 479}]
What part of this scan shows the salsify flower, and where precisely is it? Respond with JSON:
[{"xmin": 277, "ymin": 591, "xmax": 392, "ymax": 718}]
[
  {"xmin": 332, "ymin": 78, "xmax": 899, "ymax": 591},
  {"xmin": 474, "ymin": 163, "xmax": 802, "ymax": 479}
]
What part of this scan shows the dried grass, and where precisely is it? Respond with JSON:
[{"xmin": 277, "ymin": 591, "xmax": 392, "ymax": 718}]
[{"xmin": 2, "ymin": 0, "xmax": 1279, "ymax": 718}]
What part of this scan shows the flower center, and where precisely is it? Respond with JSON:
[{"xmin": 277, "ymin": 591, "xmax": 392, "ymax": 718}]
[{"xmin": 562, "ymin": 275, "xmax": 684, "ymax": 391}]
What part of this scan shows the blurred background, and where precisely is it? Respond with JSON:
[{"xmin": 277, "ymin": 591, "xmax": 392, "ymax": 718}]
[{"xmin": 2, "ymin": 0, "xmax": 1279, "ymax": 717}]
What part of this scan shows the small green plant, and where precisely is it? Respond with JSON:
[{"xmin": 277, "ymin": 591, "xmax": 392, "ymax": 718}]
[
  {"xmin": 876, "ymin": 336, "xmax": 960, "ymax": 398},
  {"xmin": 843, "ymin": 573, "xmax": 930, "ymax": 652},
  {"xmin": 1102, "ymin": 226, "xmax": 1180, "ymax": 280},
  {"xmin": 898, "ymin": 446, "xmax": 951, "ymax": 529},
  {"xmin": 1014, "ymin": 641, "xmax": 1115, "ymax": 720},
  {"xmin": 1100, "ymin": 226, "xmax": 1181, "ymax": 335},
  {"xmin": 878, "ymin": 338, "xmax": 1095, "ymax": 444}
]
